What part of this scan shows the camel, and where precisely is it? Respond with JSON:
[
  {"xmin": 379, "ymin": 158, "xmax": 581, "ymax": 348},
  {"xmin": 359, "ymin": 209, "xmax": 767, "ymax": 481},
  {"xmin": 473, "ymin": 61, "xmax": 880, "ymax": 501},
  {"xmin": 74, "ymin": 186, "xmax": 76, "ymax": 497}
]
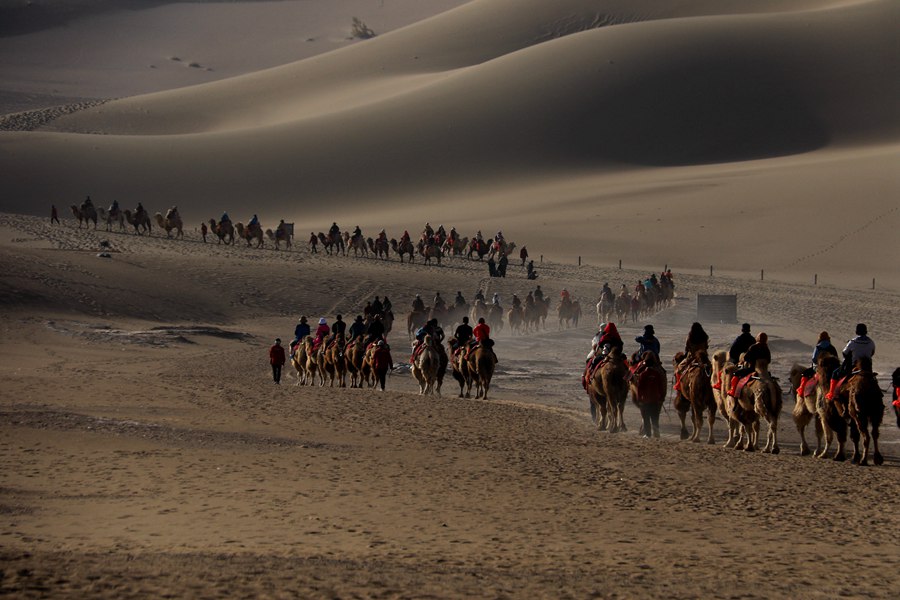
[
  {"xmin": 630, "ymin": 351, "xmax": 668, "ymax": 438},
  {"xmin": 829, "ymin": 357, "xmax": 884, "ymax": 465},
  {"xmin": 390, "ymin": 238, "xmax": 415, "ymax": 263},
  {"xmin": 407, "ymin": 308, "xmax": 429, "ymax": 339},
  {"xmin": 441, "ymin": 235, "xmax": 468, "ymax": 258},
  {"xmin": 412, "ymin": 335, "xmax": 441, "ymax": 395},
  {"xmin": 586, "ymin": 347, "xmax": 629, "ymax": 433},
  {"xmin": 448, "ymin": 339, "xmax": 473, "ymax": 398},
  {"xmin": 291, "ymin": 338, "xmax": 310, "ymax": 385},
  {"xmin": 467, "ymin": 239, "xmax": 489, "ymax": 260},
  {"xmin": 317, "ymin": 335, "xmax": 346, "ymax": 387},
  {"xmin": 487, "ymin": 304, "xmax": 504, "ymax": 333},
  {"xmin": 367, "ymin": 237, "xmax": 389, "ymax": 260},
  {"xmin": 97, "ymin": 207, "xmax": 126, "ymax": 232},
  {"xmin": 470, "ymin": 300, "xmax": 489, "ymax": 324},
  {"xmin": 672, "ymin": 351, "xmax": 717, "ymax": 443},
  {"xmin": 265, "ymin": 223, "xmax": 293, "ymax": 250},
  {"xmin": 235, "ymin": 222, "xmax": 263, "ymax": 247},
  {"xmin": 298, "ymin": 337, "xmax": 320, "ymax": 386},
  {"xmin": 596, "ymin": 295, "xmax": 614, "ymax": 324},
  {"xmin": 731, "ymin": 369, "xmax": 783, "ymax": 453},
  {"xmin": 125, "ymin": 209, "xmax": 152, "ymax": 235},
  {"xmin": 557, "ymin": 297, "xmax": 578, "ymax": 329},
  {"xmin": 348, "ymin": 234, "xmax": 368, "ymax": 257},
  {"xmin": 207, "ymin": 218, "xmax": 234, "ymax": 244},
  {"xmin": 488, "ymin": 240, "xmax": 516, "ymax": 261},
  {"xmin": 507, "ymin": 305, "xmax": 524, "ymax": 334},
  {"xmin": 417, "ymin": 240, "xmax": 442, "ymax": 265},
  {"xmin": 70, "ymin": 204, "xmax": 98, "ymax": 229},
  {"xmin": 344, "ymin": 338, "xmax": 368, "ymax": 388},
  {"xmin": 711, "ymin": 351, "xmax": 742, "ymax": 449},
  {"xmin": 155, "ymin": 212, "xmax": 184, "ymax": 239},
  {"xmin": 788, "ymin": 353, "xmax": 841, "ymax": 456},
  {"xmin": 614, "ymin": 292, "xmax": 630, "ymax": 324},
  {"xmin": 465, "ymin": 342, "xmax": 496, "ymax": 399}
]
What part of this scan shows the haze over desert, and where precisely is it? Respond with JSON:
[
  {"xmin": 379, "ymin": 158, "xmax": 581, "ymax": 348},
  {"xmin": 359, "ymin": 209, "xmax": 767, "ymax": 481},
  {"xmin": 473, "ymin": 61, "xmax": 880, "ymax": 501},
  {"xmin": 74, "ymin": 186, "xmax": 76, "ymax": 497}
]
[{"xmin": 1, "ymin": 1, "xmax": 898, "ymax": 598}]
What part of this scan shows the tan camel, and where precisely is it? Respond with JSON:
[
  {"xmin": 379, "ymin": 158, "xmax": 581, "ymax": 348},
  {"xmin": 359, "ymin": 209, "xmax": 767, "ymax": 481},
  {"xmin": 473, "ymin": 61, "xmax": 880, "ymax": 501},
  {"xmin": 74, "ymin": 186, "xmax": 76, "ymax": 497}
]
[
  {"xmin": 235, "ymin": 222, "xmax": 263, "ymax": 247},
  {"xmin": 711, "ymin": 351, "xmax": 742, "ymax": 449},
  {"xmin": 488, "ymin": 240, "xmax": 516, "ymax": 261},
  {"xmin": 390, "ymin": 238, "xmax": 415, "ymax": 263},
  {"xmin": 441, "ymin": 235, "xmax": 468, "ymax": 257},
  {"xmin": 465, "ymin": 342, "xmax": 496, "ymax": 399},
  {"xmin": 413, "ymin": 335, "xmax": 441, "ymax": 395},
  {"xmin": 265, "ymin": 224, "xmax": 292, "ymax": 250},
  {"xmin": 557, "ymin": 297, "xmax": 578, "ymax": 329},
  {"xmin": 731, "ymin": 370, "xmax": 783, "ymax": 453},
  {"xmin": 299, "ymin": 337, "xmax": 320, "ymax": 386},
  {"xmin": 125, "ymin": 209, "xmax": 152, "ymax": 235},
  {"xmin": 154, "ymin": 212, "xmax": 184, "ymax": 239},
  {"xmin": 417, "ymin": 240, "xmax": 442, "ymax": 265},
  {"xmin": 347, "ymin": 234, "xmax": 368, "ymax": 257},
  {"xmin": 487, "ymin": 304, "xmax": 504, "ymax": 333},
  {"xmin": 291, "ymin": 338, "xmax": 310, "ymax": 385},
  {"xmin": 316, "ymin": 335, "xmax": 346, "ymax": 387},
  {"xmin": 344, "ymin": 338, "xmax": 368, "ymax": 388},
  {"xmin": 789, "ymin": 353, "xmax": 841, "ymax": 457},
  {"xmin": 70, "ymin": 204, "xmax": 98, "ymax": 229},
  {"xmin": 467, "ymin": 238, "xmax": 489, "ymax": 260},
  {"xmin": 507, "ymin": 305, "xmax": 524, "ymax": 334},
  {"xmin": 448, "ymin": 339, "xmax": 473, "ymax": 398},
  {"xmin": 207, "ymin": 218, "xmax": 234, "ymax": 244},
  {"xmin": 829, "ymin": 357, "xmax": 884, "ymax": 465},
  {"xmin": 587, "ymin": 347, "xmax": 629, "ymax": 433},
  {"xmin": 672, "ymin": 351, "xmax": 717, "ymax": 443},
  {"xmin": 630, "ymin": 351, "xmax": 668, "ymax": 438},
  {"xmin": 97, "ymin": 207, "xmax": 125, "ymax": 232}
]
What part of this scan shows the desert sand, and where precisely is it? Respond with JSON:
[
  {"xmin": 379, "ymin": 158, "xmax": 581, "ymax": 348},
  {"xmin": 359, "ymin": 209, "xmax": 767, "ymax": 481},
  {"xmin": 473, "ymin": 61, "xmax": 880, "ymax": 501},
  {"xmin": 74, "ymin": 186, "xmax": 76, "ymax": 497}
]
[{"xmin": 1, "ymin": 0, "xmax": 899, "ymax": 597}]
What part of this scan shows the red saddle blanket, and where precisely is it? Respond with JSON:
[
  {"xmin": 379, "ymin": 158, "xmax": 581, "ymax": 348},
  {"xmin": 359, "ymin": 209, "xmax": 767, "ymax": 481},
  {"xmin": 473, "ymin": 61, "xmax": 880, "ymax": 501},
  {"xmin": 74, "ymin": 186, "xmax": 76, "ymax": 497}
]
[
  {"xmin": 826, "ymin": 375, "xmax": 849, "ymax": 400},
  {"xmin": 800, "ymin": 374, "xmax": 819, "ymax": 398},
  {"xmin": 732, "ymin": 373, "xmax": 755, "ymax": 398}
]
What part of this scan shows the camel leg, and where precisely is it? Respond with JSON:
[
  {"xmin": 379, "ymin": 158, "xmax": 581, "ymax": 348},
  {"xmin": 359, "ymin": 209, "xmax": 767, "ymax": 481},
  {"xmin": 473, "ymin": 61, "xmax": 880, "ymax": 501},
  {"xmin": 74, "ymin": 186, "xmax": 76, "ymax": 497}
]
[
  {"xmin": 706, "ymin": 404, "xmax": 716, "ymax": 445},
  {"xmin": 856, "ymin": 416, "xmax": 870, "ymax": 466},
  {"xmin": 872, "ymin": 423, "xmax": 884, "ymax": 466},
  {"xmin": 794, "ymin": 407, "xmax": 812, "ymax": 456},
  {"xmin": 639, "ymin": 406, "xmax": 651, "ymax": 439},
  {"xmin": 812, "ymin": 416, "xmax": 824, "ymax": 456},
  {"xmin": 676, "ymin": 407, "xmax": 689, "ymax": 440},
  {"xmin": 849, "ymin": 420, "xmax": 861, "ymax": 464},
  {"xmin": 816, "ymin": 410, "xmax": 835, "ymax": 458},
  {"xmin": 769, "ymin": 415, "xmax": 780, "ymax": 454},
  {"xmin": 607, "ymin": 398, "xmax": 620, "ymax": 434},
  {"xmin": 650, "ymin": 404, "xmax": 661, "ymax": 438},
  {"xmin": 690, "ymin": 405, "xmax": 703, "ymax": 443}
]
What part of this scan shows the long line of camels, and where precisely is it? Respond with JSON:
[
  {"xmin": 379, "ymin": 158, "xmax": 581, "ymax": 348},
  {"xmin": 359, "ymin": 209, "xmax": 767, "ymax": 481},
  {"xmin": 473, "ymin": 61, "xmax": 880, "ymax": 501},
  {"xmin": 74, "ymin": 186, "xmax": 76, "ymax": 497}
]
[{"xmin": 67, "ymin": 206, "xmax": 521, "ymax": 264}]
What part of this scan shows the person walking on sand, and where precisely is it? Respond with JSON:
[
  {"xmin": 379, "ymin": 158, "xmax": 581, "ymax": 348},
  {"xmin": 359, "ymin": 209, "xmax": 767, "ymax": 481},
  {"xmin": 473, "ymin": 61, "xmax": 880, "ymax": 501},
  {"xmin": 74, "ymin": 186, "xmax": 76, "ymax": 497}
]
[
  {"xmin": 269, "ymin": 338, "xmax": 286, "ymax": 384},
  {"xmin": 200, "ymin": 221, "xmax": 208, "ymax": 242},
  {"xmin": 50, "ymin": 204, "xmax": 59, "ymax": 225},
  {"xmin": 372, "ymin": 340, "xmax": 394, "ymax": 391}
]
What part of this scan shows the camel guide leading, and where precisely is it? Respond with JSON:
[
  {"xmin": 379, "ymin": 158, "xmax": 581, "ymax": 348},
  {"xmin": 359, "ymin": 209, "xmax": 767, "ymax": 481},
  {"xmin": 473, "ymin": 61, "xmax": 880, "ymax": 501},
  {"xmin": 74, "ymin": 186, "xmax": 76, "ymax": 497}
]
[{"xmin": 269, "ymin": 338, "xmax": 286, "ymax": 385}]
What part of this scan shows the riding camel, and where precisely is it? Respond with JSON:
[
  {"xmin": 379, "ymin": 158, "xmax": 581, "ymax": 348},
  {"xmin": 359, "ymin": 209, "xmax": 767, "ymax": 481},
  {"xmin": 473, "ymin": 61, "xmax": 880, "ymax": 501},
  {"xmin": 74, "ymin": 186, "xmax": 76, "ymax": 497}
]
[
  {"xmin": 125, "ymin": 209, "xmax": 152, "ymax": 235},
  {"xmin": 672, "ymin": 351, "xmax": 717, "ymax": 443},
  {"xmin": 390, "ymin": 238, "xmax": 415, "ymax": 263},
  {"xmin": 235, "ymin": 222, "xmax": 263, "ymax": 247},
  {"xmin": 614, "ymin": 292, "xmax": 630, "ymax": 324},
  {"xmin": 487, "ymin": 304, "xmax": 504, "ymax": 333},
  {"xmin": 368, "ymin": 237, "xmax": 389, "ymax": 260},
  {"xmin": 828, "ymin": 356, "xmax": 885, "ymax": 465},
  {"xmin": 467, "ymin": 239, "xmax": 489, "ymax": 260},
  {"xmin": 417, "ymin": 240, "xmax": 442, "ymax": 265},
  {"xmin": 788, "ymin": 353, "xmax": 841, "ymax": 456},
  {"xmin": 412, "ymin": 335, "xmax": 441, "ymax": 395},
  {"xmin": 348, "ymin": 234, "xmax": 368, "ymax": 258},
  {"xmin": 586, "ymin": 347, "xmax": 629, "ymax": 433},
  {"xmin": 465, "ymin": 342, "xmax": 497, "ymax": 399},
  {"xmin": 448, "ymin": 340, "xmax": 473, "ymax": 398},
  {"xmin": 441, "ymin": 235, "xmax": 468, "ymax": 258},
  {"xmin": 596, "ymin": 295, "xmax": 615, "ymax": 324},
  {"xmin": 291, "ymin": 339, "xmax": 310, "ymax": 385},
  {"xmin": 711, "ymin": 351, "xmax": 741, "ymax": 449},
  {"xmin": 207, "ymin": 218, "xmax": 234, "ymax": 244},
  {"xmin": 488, "ymin": 240, "xmax": 516, "ymax": 261},
  {"xmin": 730, "ymin": 367, "xmax": 783, "ymax": 453},
  {"xmin": 265, "ymin": 224, "xmax": 292, "ymax": 250},
  {"xmin": 297, "ymin": 337, "xmax": 320, "ymax": 386},
  {"xmin": 344, "ymin": 338, "xmax": 368, "ymax": 388},
  {"xmin": 557, "ymin": 297, "xmax": 578, "ymax": 330},
  {"xmin": 317, "ymin": 335, "xmax": 346, "ymax": 387},
  {"xmin": 97, "ymin": 207, "xmax": 125, "ymax": 232},
  {"xmin": 507, "ymin": 305, "xmax": 524, "ymax": 334},
  {"xmin": 155, "ymin": 212, "xmax": 184, "ymax": 239},
  {"xmin": 630, "ymin": 351, "xmax": 668, "ymax": 438},
  {"xmin": 70, "ymin": 204, "xmax": 98, "ymax": 229}
]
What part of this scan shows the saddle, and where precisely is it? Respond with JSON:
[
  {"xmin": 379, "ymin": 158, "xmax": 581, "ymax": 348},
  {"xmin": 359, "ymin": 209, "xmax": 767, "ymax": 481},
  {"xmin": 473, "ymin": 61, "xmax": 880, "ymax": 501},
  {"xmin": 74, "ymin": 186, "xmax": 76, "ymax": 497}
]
[
  {"xmin": 731, "ymin": 373, "xmax": 756, "ymax": 399},
  {"xmin": 799, "ymin": 374, "xmax": 819, "ymax": 398},
  {"xmin": 893, "ymin": 388, "xmax": 900, "ymax": 411}
]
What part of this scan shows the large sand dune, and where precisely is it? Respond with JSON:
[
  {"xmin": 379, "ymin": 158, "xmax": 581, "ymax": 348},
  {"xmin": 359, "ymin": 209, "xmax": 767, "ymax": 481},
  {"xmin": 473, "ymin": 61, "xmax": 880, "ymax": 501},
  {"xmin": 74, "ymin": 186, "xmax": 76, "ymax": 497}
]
[{"xmin": 0, "ymin": 0, "xmax": 897, "ymax": 288}]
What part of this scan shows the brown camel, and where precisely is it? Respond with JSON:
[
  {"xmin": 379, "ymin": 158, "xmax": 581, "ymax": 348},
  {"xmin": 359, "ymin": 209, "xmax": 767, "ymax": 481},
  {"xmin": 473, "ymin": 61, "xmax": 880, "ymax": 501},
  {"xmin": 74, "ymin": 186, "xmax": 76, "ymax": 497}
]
[
  {"xmin": 672, "ymin": 351, "xmax": 717, "ymax": 443},
  {"xmin": 70, "ymin": 204, "xmax": 98, "ymax": 229},
  {"xmin": 368, "ymin": 236, "xmax": 389, "ymax": 260},
  {"xmin": 97, "ymin": 207, "xmax": 126, "ymax": 232},
  {"xmin": 406, "ymin": 308, "xmax": 429, "ymax": 339},
  {"xmin": 467, "ymin": 238, "xmax": 489, "ymax": 260},
  {"xmin": 630, "ymin": 351, "xmax": 668, "ymax": 438},
  {"xmin": 235, "ymin": 222, "xmax": 263, "ymax": 247},
  {"xmin": 317, "ymin": 335, "xmax": 346, "ymax": 387},
  {"xmin": 413, "ymin": 335, "xmax": 441, "ymax": 395},
  {"xmin": 789, "ymin": 353, "xmax": 841, "ymax": 456},
  {"xmin": 347, "ymin": 234, "xmax": 368, "ymax": 258},
  {"xmin": 487, "ymin": 304, "xmax": 504, "ymax": 333},
  {"xmin": 730, "ymin": 370, "xmax": 783, "ymax": 453},
  {"xmin": 390, "ymin": 238, "xmax": 415, "ymax": 263},
  {"xmin": 587, "ymin": 347, "xmax": 629, "ymax": 433},
  {"xmin": 829, "ymin": 357, "xmax": 885, "ymax": 465},
  {"xmin": 207, "ymin": 218, "xmax": 234, "ymax": 244},
  {"xmin": 711, "ymin": 351, "xmax": 741, "ymax": 449},
  {"xmin": 507, "ymin": 305, "xmax": 524, "ymax": 334},
  {"xmin": 125, "ymin": 209, "xmax": 152, "ymax": 235},
  {"xmin": 417, "ymin": 240, "xmax": 442, "ymax": 265},
  {"xmin": 290, "ymin": 337, "xmax": 310, "ymax": 385},
  {"xmin": 155, "ymin": 212, "xmax": 184, "ymax": 239},
  {"xmin": 448, "ymin": 339, "xmax": 473, "ymax": 398},
  {"xmin": 265, "ymin": 224, "xmax": 292, "ymax": 250},
  {"xmin": 344, "ymin": 338, "xmax": 368, "ymax": 388},
  {"xmin": 465, "ymin": 343, "xmax": 496, "ymax": 399}
]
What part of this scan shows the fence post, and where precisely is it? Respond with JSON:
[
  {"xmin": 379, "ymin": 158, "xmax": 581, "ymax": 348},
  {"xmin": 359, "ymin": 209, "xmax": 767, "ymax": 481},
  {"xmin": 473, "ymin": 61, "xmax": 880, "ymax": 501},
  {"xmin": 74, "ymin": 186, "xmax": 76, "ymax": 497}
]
[
  {"xmin": 710, "ymin": 265, "xmax": 713, "ymax": 277},
  {"xmin": 578, "ymin": 256, "xmax": 581, "ymax": 266},
  {"xmin": 618, "ymin": 259, "xmax": 622, "ymax": 269},
  {"xmin": 540, "ymin": 254, "xmax": 543, "ymax": 263},
  {"xmin": 761, "ymin": 269, "xmax": 764, "ymax": 281},
  {"xmin": 814, "ymin": 273, "xmax": 817, "ymax": 285},
  {"xmin": 873, "ymin": 278, "xmax": 876, "ymax": 290}
]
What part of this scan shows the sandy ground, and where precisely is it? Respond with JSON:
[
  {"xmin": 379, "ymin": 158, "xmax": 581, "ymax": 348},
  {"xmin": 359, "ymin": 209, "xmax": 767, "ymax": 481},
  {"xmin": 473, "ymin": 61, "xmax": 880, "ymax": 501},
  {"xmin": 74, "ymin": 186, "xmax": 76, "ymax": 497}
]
[{"xmin": 1, "ymin": 214, "xmax": 898, "ymax": 598}]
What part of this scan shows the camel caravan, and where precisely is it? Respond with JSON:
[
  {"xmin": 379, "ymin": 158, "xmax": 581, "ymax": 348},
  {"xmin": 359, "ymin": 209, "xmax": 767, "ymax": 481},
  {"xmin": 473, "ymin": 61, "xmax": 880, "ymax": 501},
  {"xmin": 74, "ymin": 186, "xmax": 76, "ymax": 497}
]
[{"xmin": 579, "ymin": 317, "xmax": 896, "ymax": 466}]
